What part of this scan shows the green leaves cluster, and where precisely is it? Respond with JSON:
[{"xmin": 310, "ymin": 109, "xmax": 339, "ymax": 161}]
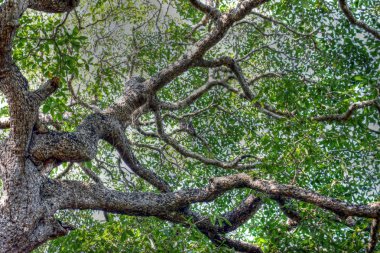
[{"xmin": 7, "ymin": 0, "xmax": 377, "ymax": 252}]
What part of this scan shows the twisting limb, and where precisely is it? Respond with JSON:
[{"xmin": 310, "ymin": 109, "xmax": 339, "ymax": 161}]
[
  {"xmin": 159, "ymin": 77, "xmax": 234, "ymax": 110},
  {"xmin": 367, "ymin": 218, "xmax": 379, "ymax": 253},
  {"xmin": 194, "ymin": 57, "xmax": 255, "ymax": 98},
  {"xmin": 338, "ymin": 0, "xmax": 380, "ymax": 40},
  {"xmin": 153, "ymin": 106, "xmax": 259, "ymax": 170},
  {"xmin": 107, "ymin": 129, "xmax": 172, "ymax": 192},
  {"xmin": 218, "ymin": 195, "xmax": 262, "ymax": 233},
  {"xmin": 146, "ymin": 0, "xmax": 269, "ymax": 92},
  {"xmin": 46, "ymin": 173, "xmax": 380, "ymax": 219},
  {"xmin": 313, "ymin": 99, "xmax": 379, "ymax": 122},
  {"xmin": 178, "ymin": 195, "xmax": 262, "ymax": 236}
]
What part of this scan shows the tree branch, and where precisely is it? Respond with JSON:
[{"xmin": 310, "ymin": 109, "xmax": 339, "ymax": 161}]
[
  {"xmin": 189, "ymin": 0, "xmax": 220, "ymax": 20},
  {"xmin": 159, "ymin": 77, "xmax": 233, "ymax": 110},
  {"xmin": 107, "ymin": 129, "xmax": 171, "ymax": 192},
  {"xmin": 367, "ymin": 218, "xmax": 380, "ymax": 253},
  {"xmin": 338, "ymin": 0, "xmax": 380, "ymax": 40},
  {"xmin": 153, "ymin": 107, "xmax": 259, "ymax": 170},
  {"xmin": 313, "ymin": 99, "xmax": 379, "ymax": 122},
  {"xmin": 55, "ymin": 162, "xmax": 74, "ymax": 180},
  {"xmin": 67, "ymin": 75, "xmax": 101, "ymax": 113},
  {"xmin": 146, "ymin": 0, "xmax": 269, "ymax": 93},
  {"xmin": 272, "ymin": 196, "xmax": 302, "ymax": 227},
  {"xmin": 32, "ymin": 77, "xmax": 60, "ymax": 102},
  {"xmin": 45, "ymin": 173, "xmax": 380, "ymax": 219},
  {"xmin": 0, "ymin": 0, "xmax": 28, "ymax": 66},
  {"xmin": 219, "ymin": 195, "xmax": 262, "ymax": 233},
  {"xmin": 28, "ymin": 0, "xmax": 80, "ymax": 13}
]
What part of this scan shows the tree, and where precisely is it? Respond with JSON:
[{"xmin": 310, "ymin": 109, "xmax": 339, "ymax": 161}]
[{"xmin": 0, "ymin": 0, "xmax": 379, "ymax": 252}]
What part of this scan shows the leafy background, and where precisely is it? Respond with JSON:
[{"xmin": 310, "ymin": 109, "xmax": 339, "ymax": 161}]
[{"xmin": 0, "ymin": 0, "xmax": 379, "ymax": 252}]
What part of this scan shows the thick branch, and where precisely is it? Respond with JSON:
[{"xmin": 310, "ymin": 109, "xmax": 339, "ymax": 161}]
[
  {"xmin": 367, "ymin": 218, "xmax": 379, "ymax": 253},
  {"xmin": 0, "ymin": 0, "xmax": 28, "ymax": 65},
  {"xmin": 28, "ymin": 0, "xmax": 80, "ymax": 13},
  {"xmin": 338, "ymin": 0, "xmax": 380, "ymax": 40},
  {"xmin": 46, "ymin": 173, "xmax": 380, "ymax": 219},
  {"xmin": 32, "ymin": 77, "xmax": 60, "ymax": 102},
  {"xmin": 189, "ymin": 0, "xmax": 220, "ymax": 20},
  {"xmin": 107, "ymin": 129, "xmax": 171, "ymax": 192},
  {"xmin": 219, "ymin": 195, "xmax": 262, "ymax": 233},
  {"xmin": 146, "ymin": 0, "xmax": 268, "ymax": 92},
  {"xmin": 181, "ymin": 195, "xmax": 262, "ymax": 235}
]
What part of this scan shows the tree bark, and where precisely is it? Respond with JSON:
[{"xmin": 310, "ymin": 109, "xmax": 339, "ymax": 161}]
[{"xmin": 0, "ymin": 0, "xmax": 379, "ymax": 252}]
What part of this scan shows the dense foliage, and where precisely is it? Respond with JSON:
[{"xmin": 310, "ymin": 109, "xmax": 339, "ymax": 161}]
[{"xmin": 0, "ymin": 0, "xmax": 379, "ymax": 252}]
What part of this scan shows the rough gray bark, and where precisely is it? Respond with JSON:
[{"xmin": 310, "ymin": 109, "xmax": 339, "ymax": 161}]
[{"xmin": 0, "ymin": 0, "xmax": 379, "ymax": 252}]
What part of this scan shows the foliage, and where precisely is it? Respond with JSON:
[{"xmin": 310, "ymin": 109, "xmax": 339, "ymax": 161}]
[{"xmin": 0, "ymin": 0, "xmax": 378, "ymax": 252}]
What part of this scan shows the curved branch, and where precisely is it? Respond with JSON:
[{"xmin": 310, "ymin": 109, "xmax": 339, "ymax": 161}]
[
  {"xmin": 159, "ymin": 77, "xmax": 233, "ymax": 110},
  {"xmin": 108, "ymin": 129, "xmax": 171, "ymax": 192},
  {"xmin": 338, "ymin": 0, "xmax": 380, "ymax": 40},
  {"xmin": 153, "ymin": 107, "xmax": 259, "ymax": 170},
  {"xmin": 146, "ymin": 0, "xmax": 269, "ymax": 92},
  {"xmin": 194, "ymin": 57, "xmax": 254, "ymax": 99},
  {"xmin": 189, "ymin": 0, "xmax": 220, "ymax": 20},
  {"xmin": 313, "ymin": 99, "xmax": 378, "ymax": 122}
]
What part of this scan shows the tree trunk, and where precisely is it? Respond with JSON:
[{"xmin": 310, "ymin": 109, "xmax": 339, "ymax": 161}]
[{"xmin": 0, "ymin": 147, "xmax": 66, "ymax": 252}]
